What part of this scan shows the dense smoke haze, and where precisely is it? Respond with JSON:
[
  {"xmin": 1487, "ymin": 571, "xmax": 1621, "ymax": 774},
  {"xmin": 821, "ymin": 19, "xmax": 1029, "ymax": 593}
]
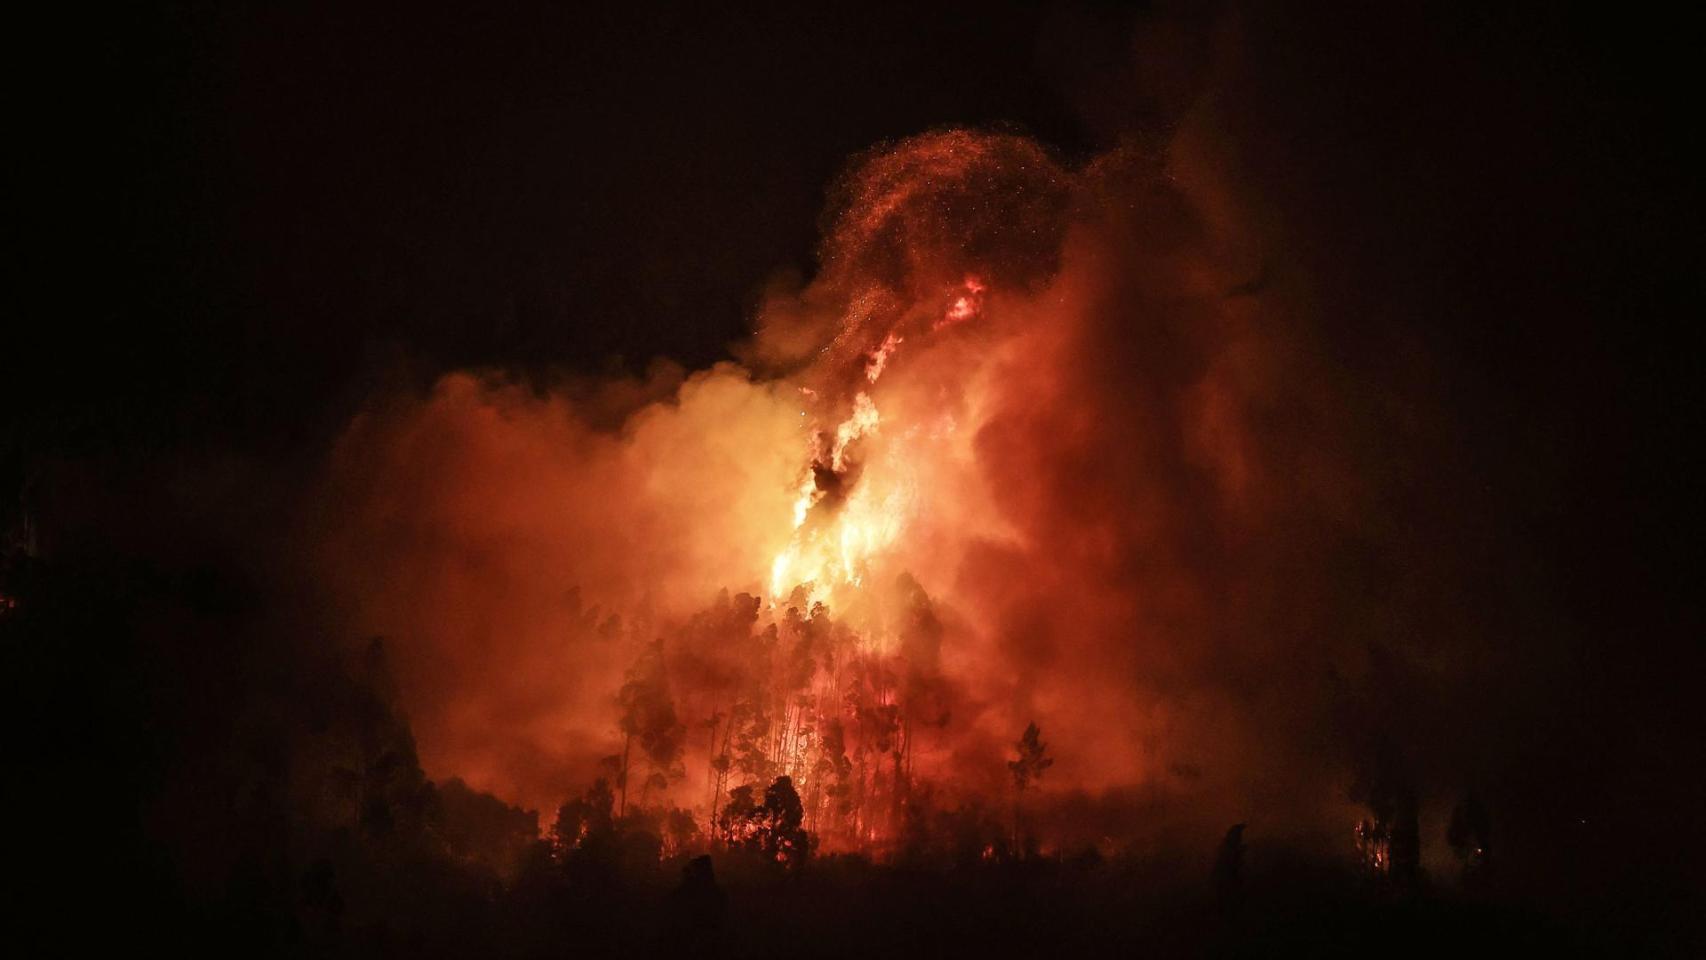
[
  {"xmin": 6, "ymin": 2, "xmax": 1701, "ymax": 955},
  {"xmin": 313, "ymin": 124, "xmax": 1366, "ymax": 847}
]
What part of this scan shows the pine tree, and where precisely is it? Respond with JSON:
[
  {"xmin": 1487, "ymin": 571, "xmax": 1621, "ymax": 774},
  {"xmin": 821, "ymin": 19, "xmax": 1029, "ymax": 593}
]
[{"xmin": 1008, "ymin": 722, "xmax": 1053, "ymax": 855}]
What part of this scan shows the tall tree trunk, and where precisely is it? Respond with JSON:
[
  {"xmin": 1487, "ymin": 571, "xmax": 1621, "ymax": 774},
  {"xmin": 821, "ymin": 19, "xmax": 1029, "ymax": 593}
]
[
  {"xmin": 704, "ymin": 712, "xmax": 721, "ymax": 834},
  {"xmin": 1013, "ymin": 786, "xmax": 1023, "ymax": 857},
  {"xmin": 619, "ymin": 732, "xmax": 632, "ymax": 818},
  {"xmin": 711, "ymin": 710, "xmax": 735, "ymax": 840}
]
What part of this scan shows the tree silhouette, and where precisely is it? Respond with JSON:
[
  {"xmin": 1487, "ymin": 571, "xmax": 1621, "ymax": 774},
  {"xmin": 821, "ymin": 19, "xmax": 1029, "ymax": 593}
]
[
  {"xmin": 1447, "ymin": 792, "xmax": 1492, "ymax": 883},
  {"xmin": 1008, "ymin": 722, "xmax": 1054, "ymax": 791},
  {"xmin": 717, "ymin": 776, "xmax": 812, "ymax": 867},
  {"xmin": 616, "ymin": 640, "xmax": 685, "ymax": 816},
  {"xmin": 662, "ymin": 855, "xmax": 727, "ymax": 953},
  {"xmin": 1212, "ymin": 823, "xmax": 1246, "ymax": 905},
  {"xmin": 1008, "ymin": 722, "xmax": 1053, "ymax": 854},
  {"xmin": 754, "ymin": 776, "xmax": 811, "ymax": 867},
  {"xmin": 551, "ymin": 777, "xmax": 615, "ymax": 856}
]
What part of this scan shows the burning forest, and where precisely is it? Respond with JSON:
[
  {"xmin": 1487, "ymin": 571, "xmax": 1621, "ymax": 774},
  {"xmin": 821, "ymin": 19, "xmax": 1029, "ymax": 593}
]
[
  {"xmin": 316, "ymin": 127, "xmax": 1349, "ymax": 866},
  {"xmin": 7, "ymin": 2, "xmax": 1701, "ymax": 957}
]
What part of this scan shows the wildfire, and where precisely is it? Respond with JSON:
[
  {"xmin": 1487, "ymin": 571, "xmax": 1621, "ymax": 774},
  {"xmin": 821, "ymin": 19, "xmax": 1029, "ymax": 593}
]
[
  {"xmin": 757, "ymin": 279, "xmax": 995, "ymax": 610},
  {"xmin": 767, "ymin": 291, "xmax": 931, "ymax": 605},
  {"xmin": 678, "ymin": 262, "xmax": 1010, "ymax": 851},
  {"xmin": 937, "ymin": 276, "xmax": 986, "ymax": 329},
  {"xmin": 768, "ymin": 390, "xmax": 915, "ymax": 604},
  {"xmin": 326, "ymin": 129, "xmax": 1218, "ymax": 861},
  {"xmin": 831, "ymin": 392, "xmax": 881, "ymax": 472},
  {"xmin": 865, "ymin": 332, "xmax": 903, "ymax": 383}
]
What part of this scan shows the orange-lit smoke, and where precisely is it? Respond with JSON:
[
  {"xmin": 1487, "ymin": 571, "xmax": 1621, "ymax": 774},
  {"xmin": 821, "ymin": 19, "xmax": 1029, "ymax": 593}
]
[{"xmin": 316, "ymin": 127, "xmax": 1369, "ymax": 852}]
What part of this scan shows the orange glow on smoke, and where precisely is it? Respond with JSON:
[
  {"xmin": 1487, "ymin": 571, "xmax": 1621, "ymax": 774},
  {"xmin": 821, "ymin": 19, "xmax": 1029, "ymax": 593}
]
[
  {"xmin": 938, "ymin": 276, "xmax": 986, "ymax": 329},
  {"xmin": 316, "ymin": 128, "xmax": 1364, "ymax": 856}
]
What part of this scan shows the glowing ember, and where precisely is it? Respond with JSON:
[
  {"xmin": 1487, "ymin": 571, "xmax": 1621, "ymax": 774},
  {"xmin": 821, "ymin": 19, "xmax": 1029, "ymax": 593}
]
[
  {"xmin": 865, "ymin": 331, "xmax": 903, "ymax": 383},
  {"xmin": 937, "ymin": 276, "xmax": 985, "ymax": 329}
]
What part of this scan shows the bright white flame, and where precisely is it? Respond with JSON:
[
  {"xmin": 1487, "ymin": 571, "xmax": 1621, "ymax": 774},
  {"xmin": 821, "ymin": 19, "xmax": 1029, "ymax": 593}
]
[
  {"xmin": 768, "ymin": 389, "xmax": 915, "ymax": 607},
  {"xmin": 865, "ymin": 332, "xmax": 903, "ymax": 383}
]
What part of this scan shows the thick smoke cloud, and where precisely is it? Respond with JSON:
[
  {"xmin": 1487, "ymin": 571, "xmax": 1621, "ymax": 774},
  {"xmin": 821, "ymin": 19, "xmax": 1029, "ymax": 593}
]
[
  {"xmin": 311, "ymin": 112, "xmax": 1383, "ymax": 855},
  {"xmin": 317, "ymin": 365, "xmax": 806, "ymax": 807},
  {"xmin": 308, "ymin": 8, "xmax": 1605, "ymax": 866},
  {"xmin": 10, "ymin": 5, "xmax": 1699, "ymax": 953}
]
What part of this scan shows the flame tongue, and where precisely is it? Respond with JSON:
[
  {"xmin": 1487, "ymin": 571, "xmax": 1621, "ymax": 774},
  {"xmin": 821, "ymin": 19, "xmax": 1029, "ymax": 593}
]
[
  {"xmin": 769, "ymin": 309, "xmax": 918, "ymax": 605},
  {"xmin": 768, "ymin": 274, "xmax": 990, "ymax": 606},
  {"xmin": 865, "ymin": 332, "xmax": 903, "ymax": 383},
  {"xmin": 937, "ymin": 276, "xmax": 986, "ymax": 330},
  {"xmin": 770, "ymin": 390, "xmax": 893, "ymax": 603}
]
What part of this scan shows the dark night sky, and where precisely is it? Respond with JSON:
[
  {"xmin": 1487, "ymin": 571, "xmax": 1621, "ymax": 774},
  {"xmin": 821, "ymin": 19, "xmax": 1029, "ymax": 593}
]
[
  {"xmin": 13, "ymin": 3, "xmax": 1698, "ymax": 475},
  {"xmin": 5, "ymin": 0, "xmax": 1703, "ymax": 947},
  {"xmin": 14, "ymin": 1, "xmax": 1697, "ymax": 662},
  {"xmin": 16, "ymin": 3, "xmax": 1105, "ymax": 457}
]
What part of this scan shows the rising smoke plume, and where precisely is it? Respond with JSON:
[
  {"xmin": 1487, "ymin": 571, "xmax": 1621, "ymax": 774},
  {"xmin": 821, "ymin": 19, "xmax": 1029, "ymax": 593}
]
[{"xmin": 313, "ymin": 68, "xmax": 1490, "ymax": 858}]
